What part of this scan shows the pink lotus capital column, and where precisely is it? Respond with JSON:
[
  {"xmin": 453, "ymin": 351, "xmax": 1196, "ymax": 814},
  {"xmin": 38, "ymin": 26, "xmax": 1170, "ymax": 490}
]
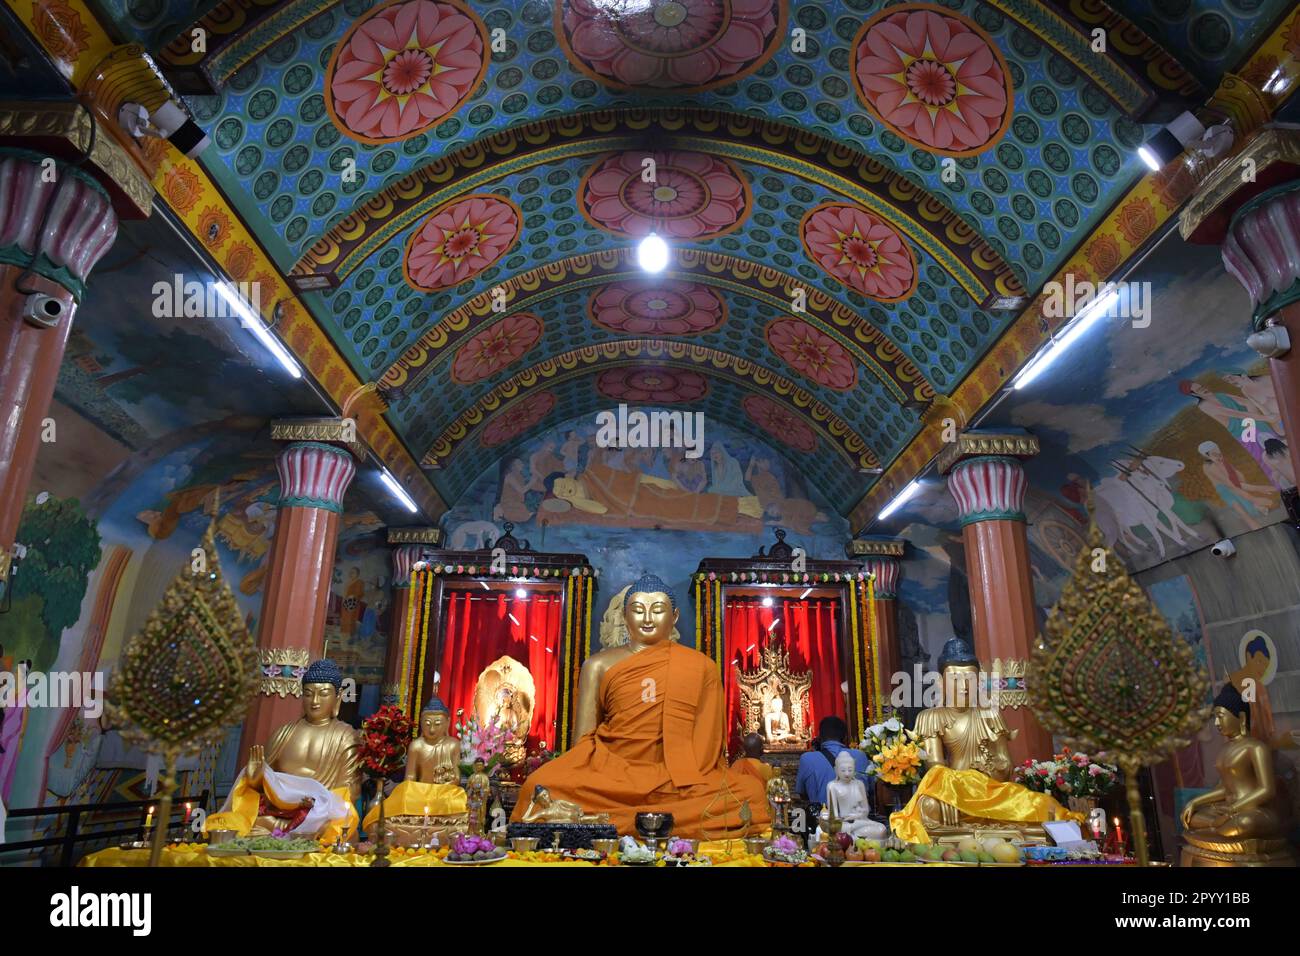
[
  {"xmin": 940, "ymin": 431, "xmax": 1051, "ymax": 767},
  {"xmin": 848, "ymin": 536, "xmax": 906, "ymax": 706},
  {"xmin": 380, "ymin": 527, "xmax": 440, "ymax": 707},
  {"xmin": 238, "ymin": 439, "xmax": 357, "ymax": 765},
  {"xmin": 1180, "ymin": 128, "xmax": 1300, "ymax": 523},
  {"xmin": 0, "ymin": 151, "xmax": 118, "ymax": 583}
]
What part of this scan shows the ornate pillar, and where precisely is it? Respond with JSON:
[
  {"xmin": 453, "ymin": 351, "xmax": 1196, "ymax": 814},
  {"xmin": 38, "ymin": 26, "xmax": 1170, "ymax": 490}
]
[
  {"xmin": 939, "ymin": 431, "xmax": 1052, "ymax": 766},
  {"xmin": 0, "ymin": 151, "xmax": 119, "ymax": 581},
  {"xmin": 238, "ymin": 431, "xmax": 358, "ymax": 764},
  {"xmin": 847, "ymin": 536, "xmax": 905, "ymax": 708},
  {"xmin": 1181, "ymin": 127, "xmax": 1300, "ymax": 525},
  {"xmin": 380, "ymin": 527, "xmax": 440, "ymax": 707}
]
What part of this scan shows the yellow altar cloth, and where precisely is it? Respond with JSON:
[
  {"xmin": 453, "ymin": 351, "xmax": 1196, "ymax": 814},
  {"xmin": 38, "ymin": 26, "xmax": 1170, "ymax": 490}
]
[
  {"xmin": 78, "ymin": 842, "xmax": 769, "ymax": 868},
  {"xmin": 205, "ymin": 780, "xmax": 358, "ymax": 844},
  {"xmin": 361, "ymin": 781, "xmax": 467, "ymax": 834},
  {"xmin": 890, "ymin": 766, "xmax": 1078, "ymax": 844}
]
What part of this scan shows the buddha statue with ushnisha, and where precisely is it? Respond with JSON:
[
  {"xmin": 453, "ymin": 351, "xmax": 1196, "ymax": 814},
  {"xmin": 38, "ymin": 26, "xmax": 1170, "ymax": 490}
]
[
  {"xmin": 1181, "ymin": 684, "xmax": 1295, "ymax": 867},
  {"xmin": 890, "ymin": 639, "xmax": 1067, "ymax": 844},
  {"xmin": 206, "ymin": 659, "xmax": 359, "ymax": 841},
  {"xmin": 362, "ymin": 697, "xmax": 467, "ymax": 839},
  {"xmin": 509, "ymin": 574, "xmax": 771, "ymax": 838}
]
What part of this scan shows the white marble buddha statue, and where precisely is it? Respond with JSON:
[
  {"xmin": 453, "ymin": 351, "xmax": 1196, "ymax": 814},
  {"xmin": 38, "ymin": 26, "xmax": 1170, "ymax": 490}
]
[
  {"xmin": 765, "ymin": 696, "xmax": 794, "ymax": 745},
  {"xmin": 822, "ymin": 750, "xmax": 886, "ymax": 841}
]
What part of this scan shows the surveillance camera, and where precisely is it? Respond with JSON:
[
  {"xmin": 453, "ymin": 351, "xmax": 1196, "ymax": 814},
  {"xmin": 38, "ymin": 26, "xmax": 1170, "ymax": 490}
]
[
  {"xmin": 1247, "ymin": 325, "xmax": 1290, "ymax": 359},
  {"xmin": 119, "ymin": 98, "xmax": 211, "ymax": 159},
  {"xmin": 21, "ymin": 293, "xmax": 67, "ymax": 328},
  {"xmin": 1210, "ymin": 538, "xmax": 1236, "ymax": 558}
]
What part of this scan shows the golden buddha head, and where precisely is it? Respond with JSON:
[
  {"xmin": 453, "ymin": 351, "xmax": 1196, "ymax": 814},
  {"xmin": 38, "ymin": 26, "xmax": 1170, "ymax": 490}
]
[
  {"xmin": 937, "ymin": 638, "xmax": 981, "ymax": 707},
  {"xmin": 301, "ymin": 659, "xmax": 344, "ymax": 724},
  {"xmin": 1212, "ymin": 684, "xmax": 1249, "ymax": 739},
  {"xmin": 623, "ymin": 573, "xmax": 679, "ymax": 646},
  {"xmin": 419, "ymin": 697, "xmax": 451, "ymax": 741}
]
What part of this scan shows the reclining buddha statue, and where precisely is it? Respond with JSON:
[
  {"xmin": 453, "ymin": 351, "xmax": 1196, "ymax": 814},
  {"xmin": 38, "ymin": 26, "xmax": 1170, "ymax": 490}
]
[
  {"xmin": 510, "ymin": 573, "xmax": 771, "ymax": 838},
  {"xmin": 206, "ymin": 659, "xmax": 359, "ymax": 841}
]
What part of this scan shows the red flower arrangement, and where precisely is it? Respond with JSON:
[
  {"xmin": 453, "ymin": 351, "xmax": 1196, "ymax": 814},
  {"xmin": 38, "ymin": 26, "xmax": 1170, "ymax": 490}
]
[{"xmin": 360, "ymin": 705, "xmax": 412, "ymax": 779}]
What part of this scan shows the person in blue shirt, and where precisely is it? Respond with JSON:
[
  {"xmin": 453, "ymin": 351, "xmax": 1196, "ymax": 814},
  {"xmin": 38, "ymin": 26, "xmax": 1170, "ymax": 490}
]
[{"xmin": 794, "ymin": 715, "xmax": 872, "ymax": 809}]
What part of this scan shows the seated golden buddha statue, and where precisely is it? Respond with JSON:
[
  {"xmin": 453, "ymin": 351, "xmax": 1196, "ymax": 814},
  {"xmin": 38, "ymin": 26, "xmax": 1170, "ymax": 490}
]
[
  {"xmin": 510, "ymin": 574, "xmax": 771, "ymax": 838},
  {"xmin": 891, "ymin": 639, "xmax": 1066, "ymax": 844},
  {"xmin": 362, "ymin": 697, "xmax": 467, "ymax": 841},
  {"xmin": 1181, "ymin": 684, "xmax": 1295, "ymax": 867},
  {"xmin": 206, "ymin": 659, "xmax": 359, "ymax": 842}
]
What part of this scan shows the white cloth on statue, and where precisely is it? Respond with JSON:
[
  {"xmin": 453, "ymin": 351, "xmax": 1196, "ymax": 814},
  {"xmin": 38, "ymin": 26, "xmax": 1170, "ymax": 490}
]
[{"xmin": 219, "ymin": 765, "xmax": 349, "ymax": 837}]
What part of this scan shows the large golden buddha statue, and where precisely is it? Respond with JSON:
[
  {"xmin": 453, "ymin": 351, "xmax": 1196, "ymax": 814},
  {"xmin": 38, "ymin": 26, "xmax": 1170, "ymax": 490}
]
[
  {"xmin": 362, "ymin": 697, "xmax": 467, "ymax": 840},
  {"xmin": 891, "ymin": 639, "xmax": 1066, "ymax": 843},
  {"xmin": 1181, "ymin": 685, "xmax": 1295, "ymax": 867},
  {"xmin": 207, "ymin": 659, "xmax": 359, "ymax": 841},
  {"xmin": 509, "ymin": 574, "xmax": 771, "ymax": 838}
]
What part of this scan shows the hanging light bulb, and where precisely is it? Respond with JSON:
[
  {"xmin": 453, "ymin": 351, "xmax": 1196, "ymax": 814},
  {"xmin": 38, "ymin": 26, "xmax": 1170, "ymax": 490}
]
[{"xmin": 637, "ymin": 232, "xmax": 669, "ymax": 273}]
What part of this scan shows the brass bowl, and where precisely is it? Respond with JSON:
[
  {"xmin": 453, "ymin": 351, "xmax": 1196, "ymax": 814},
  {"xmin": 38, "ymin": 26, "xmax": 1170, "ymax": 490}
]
[
  {"xmin": 207, "ymin": 829, "xmax": 238, "ymax": 845},
  {"xmin": 590, "ymin": 838, "xmax": 618, "ymax": 855},
  {"xmin": 743, "ymin": 836, "xmax": 768, "ymax": 855},
  {"xmin": 511, "ymin": 837, "xmax": 540, "ymax": 853}
]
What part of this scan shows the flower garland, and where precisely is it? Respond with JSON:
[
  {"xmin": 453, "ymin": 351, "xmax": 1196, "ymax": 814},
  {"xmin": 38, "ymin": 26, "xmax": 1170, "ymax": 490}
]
[
  {"xmin": 360, "ymin": 705, "xmax": 412, "ymax": 779},
  {"xmin": 427, "ymin": 563, "xmax": 595, "ymax": 578},
  {"xmin": 412, "ymin": 566, "xmax": 434, "ymax": 716},
  {"xmin": 693, "ymin": 570, "xmax": 871, "ymax": 584}
]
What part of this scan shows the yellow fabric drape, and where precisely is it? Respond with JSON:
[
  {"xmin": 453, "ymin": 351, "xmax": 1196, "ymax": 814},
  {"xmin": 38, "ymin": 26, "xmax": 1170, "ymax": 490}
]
[
  {"xmin": 205, "ymin": 782, "xmax": 358, "ymax": 845},
  {"xmin": 889, "ymin": 766, "xmax": 1078, "ymax": 845},
  {"xmin": 360, "ymin": 781, "xmax": 467, "ymax": 833}
]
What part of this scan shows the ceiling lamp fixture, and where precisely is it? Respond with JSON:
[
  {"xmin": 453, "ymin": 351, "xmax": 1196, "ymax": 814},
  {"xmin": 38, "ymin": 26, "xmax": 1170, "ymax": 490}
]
[
  {"xmin": 213, "ymin": 282, "xmax": 301, "ymax": 379},
  {"xmin": 877, "ymin": 480, "xmax": 921, "ymax": 521},
  {"xmin": 637, "ymin": 232, "xmax": 669, "ymax": 273},
  {"xmin": 380, "ymin": 468, "xmax": 418, "ymax": 513},
  {"xmin": 1011, "ymin": 287, "xmax": 1119, "ymax": 390},
  {"xmin": 1137, "ymin": 110, "xmax": 1206, "ymax": 172}
]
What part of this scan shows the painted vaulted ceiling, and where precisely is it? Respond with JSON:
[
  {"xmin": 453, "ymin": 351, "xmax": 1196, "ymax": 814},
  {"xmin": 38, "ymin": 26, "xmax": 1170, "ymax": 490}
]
[{"xmin": 79, "ymin": 0, "xmax": 1296, "ymax": 524}]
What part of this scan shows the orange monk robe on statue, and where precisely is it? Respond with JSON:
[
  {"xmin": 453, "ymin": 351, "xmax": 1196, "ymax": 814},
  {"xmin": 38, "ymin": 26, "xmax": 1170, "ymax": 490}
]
[{"xmin": 511, "ymin": 641, "xmax": 771, "ymax": 838}]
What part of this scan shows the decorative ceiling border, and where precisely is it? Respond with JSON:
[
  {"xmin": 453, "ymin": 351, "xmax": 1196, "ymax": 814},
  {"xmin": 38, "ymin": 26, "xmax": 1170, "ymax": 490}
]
[
  {"xmin": 846, "ymin": 7, "xmax": 1300, "ymax": 532},
  {"xmin": 377, "ymin": 247, "xmax": 937, "ymax": 406},
  {"xmin": 288, "ymin": 109, "xmax": 1026, "ymax": 308},
  {"xmin": 421, "ymin": 340, "xmax": 882, "ymax": 472},
  {"xmin": 6, "ymin": 0, "xmax": 447, "ymax": 518}
]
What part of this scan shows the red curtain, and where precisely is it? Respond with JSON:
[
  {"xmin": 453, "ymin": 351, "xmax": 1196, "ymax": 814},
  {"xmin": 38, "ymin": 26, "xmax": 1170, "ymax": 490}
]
[
  {"xmin": 724, "ymin": 596, "xmax": 844, "ymax": 754},
  {"xmin": 436, "ymin": 590, "xmax": 563, "ymax": 749}
]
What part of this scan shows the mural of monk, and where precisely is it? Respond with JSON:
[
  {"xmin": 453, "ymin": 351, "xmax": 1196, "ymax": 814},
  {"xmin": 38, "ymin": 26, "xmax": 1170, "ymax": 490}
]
[{"xmin": 745, "ymin": 456, "xmax": 826, "ymax": 534}]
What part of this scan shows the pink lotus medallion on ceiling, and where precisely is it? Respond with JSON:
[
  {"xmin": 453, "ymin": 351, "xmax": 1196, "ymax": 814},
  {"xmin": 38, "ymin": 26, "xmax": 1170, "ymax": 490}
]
[
  {"xmin": 557, "ymin": 0, "xmax": 784, "ymax": 91},
  {"xmin": 403, "ymin": 194, "xmax": 522, "ymax": 292},
  {"xmin": 765, "ymin": 318, "xmax": 857, "ymax": 391},
  {"xmin": 589, "ymin": 280, "xmax": 726, "ymax": 336},
  {"xmin": 596, "ymin": 367, "xmax": 709, "ymax": 404},
  {"xmin": 580, "ymin": 150, "xmax": 750, "ymax": 240},
  {"xmin": 852, "ymin": 3, "xmax": 1013, "ymax": 157},
  {"xmin": 325, "ymin": 0, "xmax": 488, "ymax": 144},
  {"xmin": 800, "ymin": 202, "xmax": 917, "ymax": 302},
  {"xmin": 480, "ymin": 391, "xmax": 557, "ymax": 448},
  {"xmin": 743, "ymin": 395, "xmax": 817, "ymax": 454},
  {"xmin": 451, "ymin": 313, "xmax": 544, "ymax": 384}
]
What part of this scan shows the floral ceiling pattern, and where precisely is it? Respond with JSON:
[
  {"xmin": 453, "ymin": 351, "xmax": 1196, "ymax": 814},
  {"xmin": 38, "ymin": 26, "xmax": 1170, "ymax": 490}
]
[{"xmin": 82, "ymin": 0, "xmax": 1297, "ymax": 523}]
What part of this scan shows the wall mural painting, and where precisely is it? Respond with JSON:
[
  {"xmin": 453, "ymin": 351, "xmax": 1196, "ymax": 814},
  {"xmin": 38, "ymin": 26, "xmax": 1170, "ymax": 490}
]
[
  {"xmin": 444, "ymin": 411, "xmax": 849, "ymax": 644},
  {"xmin": 323, "ymin": 524, "xmax": 394, "ymax": 708}
]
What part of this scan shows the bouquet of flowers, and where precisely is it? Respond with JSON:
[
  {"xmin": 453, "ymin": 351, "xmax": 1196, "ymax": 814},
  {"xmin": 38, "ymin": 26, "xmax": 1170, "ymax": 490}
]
[
  {"xmin": 859, "ymin": 716, "xmax": 925, "ymax": 787},
  {"xmin": 1013, "ymin": 747, "xmax": 1119, "ymax": 803},
  {"xmin": 359, "ymin": 705, "xmax": 412, "ymax": 779},
  {"xmin": 455, "ymin": 711, "xmax": 513, "ymax": 777}
]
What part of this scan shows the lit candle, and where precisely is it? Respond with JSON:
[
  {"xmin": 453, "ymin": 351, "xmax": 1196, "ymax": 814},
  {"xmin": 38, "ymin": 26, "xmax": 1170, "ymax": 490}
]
[
  {"xmin": 1113, "ymin": 816, "xmax": 1124, "ymax": 852},
  {"xmin": 144, "ymin": 806, "xmax": 154, "ymax": 829},
  {"xmin": 184, "ymin": 802, "xmax": 193, "ymax": 824}
]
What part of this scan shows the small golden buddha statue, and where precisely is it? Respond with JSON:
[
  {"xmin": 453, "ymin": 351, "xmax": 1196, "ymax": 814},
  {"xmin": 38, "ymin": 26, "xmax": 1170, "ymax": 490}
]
[
  {"xmin": 891, "ymin": 639, "xmax": 1061, "ymax": 844},
  {"xmin": 1181, "ymin": 685, "xmax": 1295, "ymax": 867},
  {"xmin": 362, "ymin": 697, "xmax": 467, "ymax": 842},
  {"xmin": 205, "ymin": 659, "xmax": 359, "ymax": 841},
  {"xmin": 466, "ymin": 757, "xmax": 492, "ymax": 833},
  {"xmin": 519, "ymin": 785, "xmax": 611, "ymax": 824}
]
